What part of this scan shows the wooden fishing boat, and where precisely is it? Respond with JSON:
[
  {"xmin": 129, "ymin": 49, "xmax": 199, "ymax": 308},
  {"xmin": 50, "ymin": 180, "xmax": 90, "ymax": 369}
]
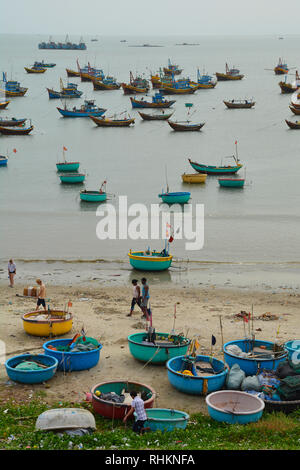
[
  {"xmin": 138, "ymin": 111, "xmax": 173, "ymax": 120},
  {"xmin": 92, "ymin": 77, "xmax": 121, "ymax": 90},
  {"xmin": 163, "ymin": 59, "xmax": 183, "ymax": 76},
  {"xmin": 34, "ymin": 61, "xmax": 56, "ymax": 68},
  {"xmin": 218, "ymin": 178, "xmax": 245, "ymax": 188},
  {"xmin": 279, "ymin": 71, "xmax": 300, "ymax": 94},
  {"xmin": 57, "ymin": 100, "xmax": 106, "ymax": 117},
  {"xmin": 290, "ymin": 90, "xmax": 300, "ymax": 108},
  {"xmin": 224, "ymin": 99, "xmax": 255, "ymax": 109},
  {"xmin": 289, "ymin": 105, "xmax": 300, "ymax": 115},
  {"xmin": 80, "ymin": 181, "xmax": 107, "ymax": 202},
  {"xmin": 0, "ymin": 117, "xmax": 26, "ymax": 126},
  {"xmin": 130, "ymin": 92, "xmax": 175, "ymax": 108},
  {"xmin": 39, "ymin": 35, "xmax": 87, "ymax": 50},
  {"xmin": 0, "ymin": 156, "xmax": 8, "ymax": 166},
  {"xmin": 168, "ymin": 120, "xmax": 205, "ymax": 131},
  {"xmin": 285, "ymin": 119, "xmax": 300, "ymax": 129},
  {"xmin": 59, "ymin": 173, "xmax": 85, "ymax": 183},
  {"xmin": 0, "ymin": 124, "xmax": 33, "ymax": 135},
  {"xmin": 24, "ymin": 66, "xmax": 46, "ymax": 73},
  {"xmin": 90, "ymin": 115, "xmax": 135, "ymax": 127},
  {"xmin": 47, "ymin": 80, "xmax": 83, "ymax": 99},
  {"xmin": 128, "ymin": 332, "xmax": 190, "ymax": 364},
  {"xmin": 121, "ymin": 72, "xmax": 150, "ymax": 94},
  {"xmin": 128, "ymin": 249, "xmax": 173, "ymax": 271},
  {"xmin": 160, "ymin": 85, "xmax": 197, "ymax": 95},
  {"xmin": 216, "ymin": 63, "xmax": 244, "ymax": 81},
  {"xmin": 0, "ymin": 73, "xmax": 28, "ymax": 97},
  {"xmin": 194, "ymin": 69, "xmax": 217, "ymax": 89},
  {"xmin": 274, "ymin": 58, "xmax": 288, "ymax": 75},
  {"xmin": 0, "ymin": 101, "xmax": 10, "ymax": 109},
  {"xmin": 22, "ymin": 310, "xmax": 73, "ymax": 337},
  {"xmin": 158, "ymin": 191, "xmax": 191, "ymax": 204},
  {"xmin": 188, "ymin": 157, "xmax": 242, "ymax": 175},
  {"xmin": 181, "ymin": 173, "xmax": 207, "ymax": 183},
  {"xmin": 66, "ymin": 68, "xmax": 80, "ymax": 77}
]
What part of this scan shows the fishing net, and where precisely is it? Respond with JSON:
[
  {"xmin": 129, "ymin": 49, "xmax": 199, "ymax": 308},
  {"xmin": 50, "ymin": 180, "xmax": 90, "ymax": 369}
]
[{"xmin": 15, "ymin": 361, "xmax": 44, "ymax": 371}]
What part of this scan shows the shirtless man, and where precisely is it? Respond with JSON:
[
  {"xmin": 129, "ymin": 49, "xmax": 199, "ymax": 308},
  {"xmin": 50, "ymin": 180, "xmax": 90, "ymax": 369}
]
[{"xmin": 36, "ymin": 279, "xmax": 46, "ymax": 311}]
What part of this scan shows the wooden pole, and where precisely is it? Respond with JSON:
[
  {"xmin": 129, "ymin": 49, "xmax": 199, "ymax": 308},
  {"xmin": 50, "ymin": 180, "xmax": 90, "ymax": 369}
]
[{"xmin": 219, "ymin": 315, "xmax": 225, "ymax": 360}]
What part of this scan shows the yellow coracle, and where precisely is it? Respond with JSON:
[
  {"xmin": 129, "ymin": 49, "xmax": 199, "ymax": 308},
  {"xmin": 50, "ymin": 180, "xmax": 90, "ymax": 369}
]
[{"xmin": 22, "ymin": 310, "xmax": 73, "ymax": 337}]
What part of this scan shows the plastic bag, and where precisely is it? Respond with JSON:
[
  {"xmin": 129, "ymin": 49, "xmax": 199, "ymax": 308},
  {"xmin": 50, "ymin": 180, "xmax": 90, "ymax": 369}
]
[
  {"xmin": 241, "ymin": 375, "xmax": 262, "ymax": 392},
  {"xmin": 226, "ymin": 363, "xmax": 245, "ymax": 390}
]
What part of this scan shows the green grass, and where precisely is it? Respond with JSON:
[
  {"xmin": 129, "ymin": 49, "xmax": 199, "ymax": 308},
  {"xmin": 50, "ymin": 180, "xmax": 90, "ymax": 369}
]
[{"xmin": 0, "ymin": 398, "xmax": 300, "ymax": 450}]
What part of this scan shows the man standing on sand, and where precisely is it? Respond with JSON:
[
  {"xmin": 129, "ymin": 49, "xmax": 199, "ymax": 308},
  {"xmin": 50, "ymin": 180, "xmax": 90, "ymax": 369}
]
[
  {"xmin": 8, "ymin": 259, "xmax": 16, "ymax": 288},
  {"xmin": 141, "ymin": 277, "xmax": 150, "ymax": 320},
  {"xmin": 123, "ymin": 391, "xmax": 150, "ymax": 434},
  {"xmin": 127, "ymin": 279, "xmax": 142, "ymax": 317},
  {"xmin": 35, "ymin": 279, "xmax": 46, "ymax": 311}
]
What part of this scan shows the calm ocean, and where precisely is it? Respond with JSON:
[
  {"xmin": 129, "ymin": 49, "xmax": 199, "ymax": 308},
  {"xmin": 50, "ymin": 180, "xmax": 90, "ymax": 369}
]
[{"xmin": 1, "ymin": 33, "xmax": 300, "ymax": 287}]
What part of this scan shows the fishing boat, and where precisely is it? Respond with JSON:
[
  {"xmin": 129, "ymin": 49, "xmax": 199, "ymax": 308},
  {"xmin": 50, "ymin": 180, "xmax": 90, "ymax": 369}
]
[
  {"xmin": 121, "ymin": 72, "xmax": 150, "ymax": 94},
  {"xmin": 0, "ymin": 123, "xmax": 33, "ymax": 135},
  {"xmin": 38, "ymin": 35, "xmax": 87, "ymax": 50},
  {"xmin": 224, "ymin": 99, "xmax": 255, "ymax": 109},
  {"xmin": 57, "ymin": 99, "xmax": 106, "ymax": 117},
  {"xmin": 92, "ymin": 76, "xmax": 121, "ymax": 90},
  {"xmin": 0, "ymin": 117, "xmax": 26, "ymax": 126},
  {"xmin": 66, "ymin": 68, "xmax": 80, "ymax": 77},
  {"xmin": 128, "ymin": 248, "xmax": 173, "ymax": 271},
  {"xmin": 168, "ymin": 120, "xmax": 204, "ymax": 131},
  {"xmin": 138, "ymin": 111, "xmax": 173, "ymax": 120},
  {"xmin": 290, "ymin": 90, "xmax": 300, "ymax": 108},
  {"xmin": 78, "ymin": 62, "xmax": 105, "ymax": 82},
  {"xmin": 128, "ymin": 332, "xmax": 190, "ymax": 364},
  {"xmin": 0, "ymin": 155, "xmax": 8, "ymax": 166},
  {"xmin": 160, "ymin": 83, "xmax": 197, "ymax": 94},
  {"xmin": 289, "ymin": 105, "xmax": 300, "ymax": 115},
  {"xmin": 90, "ymin": 114, "xmax": 135, "ymax": 127},
  {"xmin": 24, "ymin": 66, "xmax": 46, "ymax": 74},
  {"xmin": 285, "ymin": 119, "xmax": 300, "ymax": 129},
  {"xmin": 188, "ymin": 147, "xmax": 243, "ymax": 174},
  {"xmin": 0, "ymin": 101, "xmax": 10, "ymax": 109},
  {"xmin": 47, "ymin": 80, "xmax": 83, "ymax": 99},
  {"xmin": 158, "ymin": 191, "xmax": 191, "ymax": 204},
  {"xmin": 216, "ymin": 63, "xmax": 244, "ymax": 81},
  {"xmin": 56, "ymin": 147, "xmax": 80, "ymax": 172},
  {"xmin": 163, "ymin": 59, "xmax": 183, "ymax": 76},
  {"xmin": 194, "ymin": 68, "xmax": 217, "ymax": 89},
  {"xmin": 80, "ymin": 181, "xmax": 107, "ymax": 202},
  {"xmin": 181, "ymin": 173, "xmax": 207, "ymax": 183},
  {"xmin": 274, "ymin": 58, "xmax": 288, "ymax": 75},
  {"xmin": 59, "ymin": 173, "xmax": 85, "ymax": 183},
  {"xmin": 218, "ymin": 178, "xmax": 245, "ymax": 188},
  {"xmin": 130, "ymin": 92, "xmax": 175, "ymax": 109},
  {"xmin": 279, "ymin": 71, "xmax": 300, "ymax": 94},
  {"xmin": 0, "ymin": 73, "xmax": 28, "ymax": 97},
  {"xmin": 34, "ymin": 61, "xmax": 56, "ymax": 68}
]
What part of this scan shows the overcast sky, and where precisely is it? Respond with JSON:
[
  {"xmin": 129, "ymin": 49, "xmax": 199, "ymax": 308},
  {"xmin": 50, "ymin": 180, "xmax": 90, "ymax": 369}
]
[{"xmin": 1, "ymin": 0, "xmax": 300, "ymax": 36}]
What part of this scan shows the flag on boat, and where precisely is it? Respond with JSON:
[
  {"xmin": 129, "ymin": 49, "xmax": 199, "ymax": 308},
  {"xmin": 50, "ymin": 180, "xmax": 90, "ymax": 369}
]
[{"xmin": 13, "ymin": 148, "xmax": 17, "ymax": 153}]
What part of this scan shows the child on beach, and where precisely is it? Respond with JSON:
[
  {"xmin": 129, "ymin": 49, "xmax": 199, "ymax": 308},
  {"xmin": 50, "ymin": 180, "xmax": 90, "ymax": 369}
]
[
  {"xmin": 127, "ymin": 279, "xmax": 142, "ymax": 317},
  {"xmin": 35, "ymin": 279, "xmax": 47, "ymax": 311},
  {"xmin": 8, "ymin": 259, "xmax": 16, "ymax": 288}
]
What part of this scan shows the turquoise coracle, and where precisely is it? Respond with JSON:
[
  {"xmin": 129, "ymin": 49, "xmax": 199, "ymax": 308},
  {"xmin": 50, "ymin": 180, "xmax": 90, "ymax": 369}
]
[
  {"xmin": 144, "ymin": 408, "xmax": 189, "ymax": 432},
  {"xmin": 128, "ymin": 332, "xmax": 190, "ymax": 364}
]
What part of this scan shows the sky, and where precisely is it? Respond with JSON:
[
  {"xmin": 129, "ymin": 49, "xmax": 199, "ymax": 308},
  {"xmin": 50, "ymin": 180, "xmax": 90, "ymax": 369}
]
[{"xmin": 1, "ymin": 0, "xmax": 300, "ymax": 36}]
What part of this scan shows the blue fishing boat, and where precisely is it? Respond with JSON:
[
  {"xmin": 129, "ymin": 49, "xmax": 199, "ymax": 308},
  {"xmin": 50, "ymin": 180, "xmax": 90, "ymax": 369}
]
[
  {"xmin": 5, "ymin": 354, "xmax": 58, "ymax": 384},
  {"xmin": 47, "ymin": 79, "xmax": 83, "ymax": 99},
  {"xmin": 34, "ymin": 61, "xmax": 56, "ymax": 68},
  {"xmin": 130, "ymin": 92, "xmax": 176, "ymax": 109},
  {"xmin": 38, "ymin": 35, "xmax": 87, "ymax": 50},
  {"xmin": 163, "ymin": 59, "xmax": 183, "ymax": 76},
  {"xmin": 0, "ymin": 156, "xmax": 8, "ymax": 166},
  {"xmin": 79, "ymin": 62, "xmax": 105, "ymax": 81},
  {"xmin": 128, "ymin": 248, "xmax": 173, "ymax": 271},
  {"xmin": 56, "ymin": 147, "xmax": 80, "ymax": 172},
  {"xmin": 57, "ymin": 99, "xmax": 106, "ymax": 117},
  {"xmin": 167, "ymin": 355, "xmax": 228, "ymax": 395},
  {"xmin": 195, "ymin": 68, "xmax": 217, "ymax": 89},
  {"xmin": 0, "ymin": 72, "xmax": 28, "ymax": 97},
  {"xmin": 43, "ymin": 338, "xmax": 102, "ymax": 372},
  {"xmin": 93, "ymin": 76, "xmax": 121, "ymax": 90},
  {"xmin": 80, "ymin": 181, "xmax": 107, "ymax": 202},
  {"xmin": 158, "ymin": 191, "xmax": 190, "ymax": 204},
  {"xmin": 59, "ymin": 173, "xmax": 85, "ymax": 184},
  {"xmin": 218, "ymin": 178, "xmax": 245, "ymax": 188}
]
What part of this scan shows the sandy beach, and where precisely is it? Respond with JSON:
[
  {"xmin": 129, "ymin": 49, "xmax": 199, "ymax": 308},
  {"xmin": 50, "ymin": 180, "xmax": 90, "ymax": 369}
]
[{"xmin": 0, "ymin": 281, "xmax": 299, "ymax": 414}]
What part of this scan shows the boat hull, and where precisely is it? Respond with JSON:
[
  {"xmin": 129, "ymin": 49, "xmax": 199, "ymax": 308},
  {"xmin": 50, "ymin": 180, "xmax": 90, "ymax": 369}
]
[
  {"xmin": 24, "ymin": 67, "xmax": 46, "ymax": 74},
  {"xmin": 59, "ymin": 173, "xmax": 85, "ymax": 183},
  {"xmin": 121, "ymin": 84, "xmax": 149, "ymax": 94},
  {"xmin": 159, "ymin": 192, "xmax": 191, "ymax": 204},
  {"xmin": 0, "ymin": 118, "xmax": 26, "ymax": 126},
  {"xmin": 0, "ymin": 101, "xmax": 10, "ymax": 109},
  {"xmin": 43, "ymin": 339, "xmax": 102, "ymax": 372},
  {"xmin": 47, "ymin": 88, "xmax": 83, "ymax": 99},
  {"xmin": 189, "ymin": 159, "xmax": 242, "ymax": 175},
  {"xmin": 218, "ymin": 178, "xmax": 245, "ymax": 188},
  {"xmin": 56, "ymin": 162, "xmax": 80, "ymax": 172},
  {"xmin": 130, "ymin": 97, "xmax": 175, "ymax": 108},
  {"xmin": 22, "ymin": 310, "xmax": 73, "ymax": 337},
  {"xmin": 216, "ymin": 73, "xmax": 244, "ymax": 81},
  {"xmin": 0, "ymin": 88, "xmax": 28, "ymax": 97},
  {"xmin": 90, "ymin": 116, "xmax": 135, "ymax": 127},
  {"xmin": 57, "ymin": 107, "xmax": 106, "ymax": 117},
  {"xmin": 286, "ymin": 119, "xmax": 300, "ymax": 129},
  {"xmin": 160, "ymin": 86, "xmax": 197, "ymax": 95},
  {"xmin": 0, "ymin": 157, "xmax": 8, "ymax": 166},
  {"xmin": 181, "ymin": 173, "xmax": 207, "ymax": 183},
  {"xmin": 206, "ymin": 391, "xmax": 264, "ymax": 424},
  {"xmin": 5, "ymin": 354, "xmax": 58, "ymax": 384},
  {"xmin": 145, "ymin": 409, "xmax": 189, "ymax": 432},
  {"xmin": 128, "ymin": 251, "xmax": 173, "ymax": 271},
  {"xmin": 224, "ymin": 101, "xmax": 255, "ymax": 109},
  {"xmin": 128, "ymin": 332, "xmax": 190, "ymax": 364},
  {"xmin": 279, "ymin": 82, "xmax": 298, "ymax": 94},
  {"xmin": 168, "ymin": 120, "xmax": 204, "ymax": 131},
  {"xmin": 0, "ymin": 125, "xmax": 33, "ymax": 135},
  {"xmin": 138, "ymin": 111, "xmax": 173, "ymax": 120},
  {"xmin": 66, "ymin": 69, "xmax": 80, "ymax": 77},
  {"xmin": 80, "ymin": 191, "xmax": 107, "ymax": 202},
  {"xmin": 289, "ymin": 105, "xmax": 300, "ymax": 115},
  {"xmin": 93, "ymin": 80, "xmax": 121, "ymax": 90}
]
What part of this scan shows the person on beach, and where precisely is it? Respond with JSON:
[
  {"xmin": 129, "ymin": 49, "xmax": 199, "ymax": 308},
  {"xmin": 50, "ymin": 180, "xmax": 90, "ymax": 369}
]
[
  {"xmin": 127, "ymin": 279, "xmax": 142, "ymax": 317},
  {"xmin": 8, "ymin": 259, "xmax": 16, "ymax": 288},
  {"xmin": 123, "ymin": 391, "xmax": 150, "ymax": 434},
  {"xmin": 141, "ymin": 277, "xmax": 150, "ymax": 320},
  {"xmin": 35, "ymin": 279, "xmax": 46, "ymax": 311}
]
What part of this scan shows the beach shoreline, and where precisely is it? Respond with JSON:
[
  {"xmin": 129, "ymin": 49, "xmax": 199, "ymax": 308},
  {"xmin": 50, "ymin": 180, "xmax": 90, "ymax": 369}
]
[{"xmin": 0, "ymin": 282, "xmax": 299, "ymax": 414}]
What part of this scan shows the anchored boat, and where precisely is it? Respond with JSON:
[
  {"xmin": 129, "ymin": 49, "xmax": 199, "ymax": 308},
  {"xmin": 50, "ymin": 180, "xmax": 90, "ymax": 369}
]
[
  {"xmin": 189, "ymin": 143, "xmax": 243, "ymax": 174},
  {"xmin": 59, "ymin": 173, "xmax": 85, "ymax": 183},
  {"xmin": 181, "ymin": 173, "xmax": 207, "ymax": 183},
  {"xmin": 158, "ymin": 191, "xmax": 191, "ymax": 204},
  {"xmin": 216, "ymin": 63, "xmax": 244, "ymax": 81},
  {"xmin": 138, "ymin": 111, "xmax": 173, "ymax": 120},
  {"xmin": 128, "ymin": 248, "xmax": 173, "ymax": 271},
  {"xmin": 90, "ymin": 114, "xmax": 135, "ymax": 127},
  {"xmin": 34, "ymin": 61, "xmax": 56, "ymax": 68},
  {"xmin": 274, "ymin": 57, "xmax": 289, "ymax": 75},
  {"xmin": 56, "ymin": 147, "xmax": 80, "ymax": 172},
  {"xmin": 0, "ymin": 101, "xmax": 10, "ymax": 109},
  {"xmin": 24, "ymin": 66, "xmax": 46, "ymax": 74},
  {"xmin": 279, "ymin": 71, "xmax": 300, "ymax": 93},
  {"xmin": 92, "ymin": 76, "xmax": 121, "ymax": 90},
  {"xmin": 0, "ymin": 72, "xmax": 28, "ymax": 97},
  {"xmin": 38, "ymin": 35, "xmax": 87, "ymax": 50},
  {"xmin": 0, "ymin": 117, "xmax": 26, "ymax": 126},
  {"xmin": 218, "ymin": 178, "xmax": 245, "ymax": 188},
  {"xmin": 47, "ymin": 79, "xmax": 83, "ymax": 99},
  {"xmin": 0, "ymin": 155, "xmax": 8, "ymax": 166},
  {"xmin": 194, "ymin": 68, "xmax": 217, "ymax": 89},
  {"xmin": 168, "ymin": 120, "xmax": 204, "ymax": 131},
  {"xmin": 163, "ymin": 59, "xmax": 183, "ymax": 76},
  {"xmin": 130, "ymin": 92, "xmax": 176, "ymax": 108},
  {"xmin": 0, "ymin": 122, "xmax": 33, "ymax": 135},
  {"xmin": 224, "ymin": 99, "xmax": 255, "ymax": 109},
  {"xmin": 285, "ymin": 119, "xmax": 300, "ymax": 129},
  {"xmin": 57, "ymin": 99, "xmax": 106, "ymax": 117},
  {"xmin": 121, "ymin": 72, "xmax": 150, "ymax": 94},
  {"xmin": 80, "ymin": 181, "xmax": 107, "ymax": 202}
]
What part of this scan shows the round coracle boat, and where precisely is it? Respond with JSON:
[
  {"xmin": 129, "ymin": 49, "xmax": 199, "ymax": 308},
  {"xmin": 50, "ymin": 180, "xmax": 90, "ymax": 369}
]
[
  {"xmin": 22, "ymin": 310, "xmax": 73, "ymax": 337},
  {"xmin": 128, "ymin": 332, "xmax": 190, "ymax": 364}
]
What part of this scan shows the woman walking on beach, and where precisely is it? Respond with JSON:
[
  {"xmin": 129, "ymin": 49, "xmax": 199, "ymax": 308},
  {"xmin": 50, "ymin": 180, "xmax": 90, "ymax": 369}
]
[
  {"xmin": 8, "ymin": 259, "xmax": 16, "ymax": 287},
  {"xmin": 127, "ymin": 279, "xmax": 142, "ymax": 317}
]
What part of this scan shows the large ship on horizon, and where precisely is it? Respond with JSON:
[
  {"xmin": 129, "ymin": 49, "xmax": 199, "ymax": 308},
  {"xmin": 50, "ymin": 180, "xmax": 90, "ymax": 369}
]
[{"xmin": 38, "ymin": 35, "xmax": 87, "ymax": 50}]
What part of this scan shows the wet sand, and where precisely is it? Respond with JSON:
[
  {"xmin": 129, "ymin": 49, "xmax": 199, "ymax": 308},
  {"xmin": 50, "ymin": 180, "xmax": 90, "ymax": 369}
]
[{"xmin": 0, "ymin": 282, "xmax": 299, "ymax": 414}]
